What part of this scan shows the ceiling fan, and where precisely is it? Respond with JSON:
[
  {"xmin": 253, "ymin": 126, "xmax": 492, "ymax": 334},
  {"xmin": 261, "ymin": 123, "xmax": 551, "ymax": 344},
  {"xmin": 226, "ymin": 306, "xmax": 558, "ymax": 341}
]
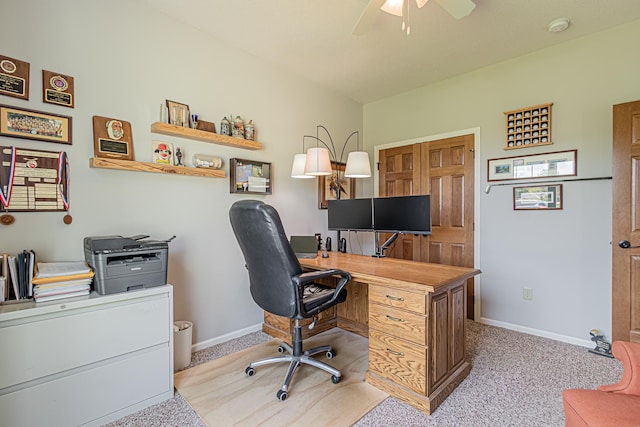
[{"xmin": 353, "ymin": 0, "xmax": 476, "ymax": 35}]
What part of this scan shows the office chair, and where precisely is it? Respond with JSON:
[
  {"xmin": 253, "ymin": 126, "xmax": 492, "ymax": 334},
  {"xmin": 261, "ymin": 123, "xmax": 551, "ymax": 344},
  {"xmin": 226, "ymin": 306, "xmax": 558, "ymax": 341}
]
[{"xmin": 229, "ymin": 200, "xmax": 351, "ymax": 401}]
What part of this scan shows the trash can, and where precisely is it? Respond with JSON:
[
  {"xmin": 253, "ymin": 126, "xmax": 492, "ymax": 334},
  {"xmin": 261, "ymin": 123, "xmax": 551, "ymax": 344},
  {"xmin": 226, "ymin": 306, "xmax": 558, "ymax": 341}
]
[{"xmin": 173, "ymin": 321, "xmax": 193, "ymax": 371}]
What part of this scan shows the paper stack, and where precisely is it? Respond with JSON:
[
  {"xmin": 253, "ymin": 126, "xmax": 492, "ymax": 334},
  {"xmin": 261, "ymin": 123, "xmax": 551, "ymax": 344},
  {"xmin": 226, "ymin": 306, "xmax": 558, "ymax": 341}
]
[{"xmin": 32, "ymin": 261, "xmax": 95, "ymax": 303}]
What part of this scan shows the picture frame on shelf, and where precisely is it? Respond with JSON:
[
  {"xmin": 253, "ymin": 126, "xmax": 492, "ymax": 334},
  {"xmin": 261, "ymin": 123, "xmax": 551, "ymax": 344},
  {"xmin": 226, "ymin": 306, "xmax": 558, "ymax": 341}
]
[
  {"xmin": 152, "ymin": 141, "xmax": 174, "ymax": 165},
  {"xmin": 166, "ymin": 99, "xmax": 190, "ymax": 127},
  {"xmin": 488, "ymin": 149, "xmax": 577, "ymax": 182},
  {"xmin": 513, "ymin": 184, "xmax": 563, "ymax": 210},
  {"xmin": 92, "ymin": 115, "xmax": 134, "ymax": 161},
  {"xmin": 230, "ymin": 158, "xmax": 271, "ymax": 194},
  {"xmin": 0, "ymin": 104, "xmax": 72, "ymax": 144},
  {"xmin": 318, "ymin": 162, "xmax": 356, "ymax": 209}
]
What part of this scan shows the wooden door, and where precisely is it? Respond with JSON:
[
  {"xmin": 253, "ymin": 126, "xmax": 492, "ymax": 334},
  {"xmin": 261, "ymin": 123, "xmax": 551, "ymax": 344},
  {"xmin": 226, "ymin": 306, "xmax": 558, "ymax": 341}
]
[
  {"xmin": 378, "ymin": 144, "xmax": 422, "ymax": 259},
  {"xmin": 379, "ymin": 135, "xmax": 475, "ymax": 318},
  {"xmin": 612, "ymin": 100, "xmax": 640, "ymax": 343}
]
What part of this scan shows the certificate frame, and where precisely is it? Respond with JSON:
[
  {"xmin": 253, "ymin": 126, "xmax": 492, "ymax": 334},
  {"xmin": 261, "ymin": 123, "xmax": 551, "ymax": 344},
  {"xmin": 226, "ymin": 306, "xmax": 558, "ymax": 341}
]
[
  {"xmin": 488, "ymin": 149, "xmax": 577, "ymax": 182},
  {"xmin": 92, "ymin": 115, "xmax": 134, "ymax": 161},
  {"xmin": 513, "ymin": 184, "xmax": 563, "ymax": 210},
  {"xmin": 0, "ymin": 104, "xmax": 72, "ymax": 144}
]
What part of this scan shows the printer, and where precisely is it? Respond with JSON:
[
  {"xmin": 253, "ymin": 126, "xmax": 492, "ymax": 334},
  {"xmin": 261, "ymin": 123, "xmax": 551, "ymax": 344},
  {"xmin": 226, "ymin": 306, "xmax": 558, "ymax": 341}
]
[{"xmin": 84, "ymin": 235, "xmax": 170, "ymax": 295}]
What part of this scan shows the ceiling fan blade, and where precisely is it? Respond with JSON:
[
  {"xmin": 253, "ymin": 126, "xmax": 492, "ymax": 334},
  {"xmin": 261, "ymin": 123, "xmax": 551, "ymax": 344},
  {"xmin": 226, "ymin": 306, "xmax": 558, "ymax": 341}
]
[
  {"xmin": 352, "ymin": 0, "xmax": 386, "ymax": 35},
  {"xmin": 434, "ymin": 0, "xmax": 476, "ymax": 19}
]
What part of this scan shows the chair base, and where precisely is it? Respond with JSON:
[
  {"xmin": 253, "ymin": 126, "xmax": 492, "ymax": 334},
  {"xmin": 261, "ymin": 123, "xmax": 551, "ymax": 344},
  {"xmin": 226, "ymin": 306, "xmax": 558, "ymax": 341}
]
[{"xmin": 246, "ymin": 322, "xmax": 342, "ymax": 400}]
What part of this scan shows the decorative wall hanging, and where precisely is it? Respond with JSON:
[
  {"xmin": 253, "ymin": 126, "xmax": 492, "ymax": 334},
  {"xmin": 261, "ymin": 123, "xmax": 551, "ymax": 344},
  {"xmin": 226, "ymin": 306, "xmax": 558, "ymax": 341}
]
[
  {"xmin": 230, "ymin": 158, "xmax": 271, "ymax": 194},
  {"xmin": 0, "ymin": 55, "xmax": 30, "ymax": 100},
  {"xmin": 92, "ymin": 115, "xmax": 134, "ymax": 161},
  {"xmin": 513, "ymin": 184, "xmax": 562, "ymax": 210},
  {"xmin": 488, "ymin": 149, "xmax": 576, "ymax": 182},
  {"xmin": 0, "ymin": 146, "xmax": 69, "ymax": 213},
  {"xmin": 42, "ymin": 70, "xmax": 74, "ymax": 108},
  {"xmin": 318, "ymin": 162, "xmax": 356, "ymax": 209},
  {"xmin": 0, "ymin": 105, "xmax": 71, "ymax": 144},
  {"xmin": 504, "ymin": 103, "xmax": 553, "ymax": 150}
]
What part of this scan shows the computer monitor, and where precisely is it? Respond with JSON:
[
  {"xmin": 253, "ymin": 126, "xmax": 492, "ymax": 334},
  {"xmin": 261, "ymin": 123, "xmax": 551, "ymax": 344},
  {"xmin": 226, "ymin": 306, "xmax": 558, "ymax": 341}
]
[
  {"xmin": 327, "ymin": 198, "xmax": 373, "ymax": 231},
  {"xmin": 373, "ymin": 195, "xmax": 432, "ymax": 234}
]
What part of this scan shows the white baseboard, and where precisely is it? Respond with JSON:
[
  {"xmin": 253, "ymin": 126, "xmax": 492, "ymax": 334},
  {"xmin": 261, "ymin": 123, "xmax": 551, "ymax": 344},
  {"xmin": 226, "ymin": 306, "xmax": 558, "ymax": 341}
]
[
  {"xmin": 477, "ymin": 317, "xmax": 593, "ymax": 348},
  {"xmin": 191, "ymin": 323, "xmax": 263, "ymax": 353}
]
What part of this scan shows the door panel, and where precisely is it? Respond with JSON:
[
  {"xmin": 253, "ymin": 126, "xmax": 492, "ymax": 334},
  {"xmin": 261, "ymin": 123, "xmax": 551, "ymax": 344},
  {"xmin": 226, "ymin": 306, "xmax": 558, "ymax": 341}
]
[
  {"xmin": 379, "ymin": 134, "xmax": 475, "ymax": 318},
  {"xmin": 612, "ymin": 100, "xmax": 640, "ymax": 342}
]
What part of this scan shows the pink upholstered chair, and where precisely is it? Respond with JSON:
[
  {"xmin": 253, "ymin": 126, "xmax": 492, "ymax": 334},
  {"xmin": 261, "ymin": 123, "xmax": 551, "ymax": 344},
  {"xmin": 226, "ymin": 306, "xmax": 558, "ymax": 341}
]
[{"xmin": 563, "ymin": 341, "xmax": 640, "ymax": 426}]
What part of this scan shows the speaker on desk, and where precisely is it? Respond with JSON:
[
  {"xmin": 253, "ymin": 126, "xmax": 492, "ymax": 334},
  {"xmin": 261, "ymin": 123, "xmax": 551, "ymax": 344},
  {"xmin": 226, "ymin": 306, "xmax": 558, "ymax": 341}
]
[
  {"xmin": 338, "ymin": 237, "xmax": 346, "ymax": 253},
  {"xmin": 326, "ymin": 237, "xmax": 332, "ymax": 251}
]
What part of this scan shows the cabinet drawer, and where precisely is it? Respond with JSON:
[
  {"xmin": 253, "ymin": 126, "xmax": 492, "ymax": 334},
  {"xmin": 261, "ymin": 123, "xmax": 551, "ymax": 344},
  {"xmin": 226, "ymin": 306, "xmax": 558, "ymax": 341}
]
[
  {"xmin": 0, "ymin": 296, "xmax": 170, "ymax": 390},
  {"xmin": 368, "ymin": 329, "xmax": 426, "ymax": 394},
  {"xmin": 369, "ymin": 302, "xmax": 426, "ymax": 345},
  {"xmin": 369, "ymin": 284, "xmax": 426, "ymax": 314}
]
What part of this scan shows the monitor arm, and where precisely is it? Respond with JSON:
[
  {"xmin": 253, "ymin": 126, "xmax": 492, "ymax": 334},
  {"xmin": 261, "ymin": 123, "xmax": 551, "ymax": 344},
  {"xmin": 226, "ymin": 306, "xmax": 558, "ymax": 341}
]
[{"xmin": 373, "ymin": 231, "xmax": 400, "ymax": 258}]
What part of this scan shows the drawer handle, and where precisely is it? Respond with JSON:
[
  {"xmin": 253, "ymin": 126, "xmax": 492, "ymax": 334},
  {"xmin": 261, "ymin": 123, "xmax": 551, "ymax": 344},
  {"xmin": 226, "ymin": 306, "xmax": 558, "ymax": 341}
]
[
  {"xmin": 386, "ymin": 314, "xmax": 404, "ymax": 322},
  {"xmin": 386, "ymin": 294, "xmax": 405, "ymax": 302},
  {"xmin": 386, "ymin": 348, "xmax": 405, "ymax": 356}
]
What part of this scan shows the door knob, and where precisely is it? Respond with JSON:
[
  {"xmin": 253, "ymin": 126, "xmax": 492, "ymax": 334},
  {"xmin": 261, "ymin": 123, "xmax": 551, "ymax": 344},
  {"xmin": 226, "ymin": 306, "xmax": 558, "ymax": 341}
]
[{"xmin": 619, "ymin": 240, "xmax": 640, "ymax": 249}]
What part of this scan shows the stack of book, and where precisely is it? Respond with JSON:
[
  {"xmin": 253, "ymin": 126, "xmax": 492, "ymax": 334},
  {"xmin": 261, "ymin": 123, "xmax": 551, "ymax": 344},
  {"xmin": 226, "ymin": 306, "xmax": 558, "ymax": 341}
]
[{"xmin": 32, "ymin": 261, "xmax": 95, "ymax": 303}]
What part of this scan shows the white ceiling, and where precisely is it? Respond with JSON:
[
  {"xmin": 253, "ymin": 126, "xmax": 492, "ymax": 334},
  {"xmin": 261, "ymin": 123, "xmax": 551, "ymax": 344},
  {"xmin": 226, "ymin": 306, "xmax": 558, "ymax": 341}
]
[{"xmin": 136, "ymin": 0, "xmax": 640, "ymax": 104}]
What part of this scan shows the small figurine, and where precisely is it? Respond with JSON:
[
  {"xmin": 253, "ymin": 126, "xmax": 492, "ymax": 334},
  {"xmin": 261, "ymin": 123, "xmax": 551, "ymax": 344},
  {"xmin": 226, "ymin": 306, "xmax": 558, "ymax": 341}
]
[
  {"xmin": 175, "ymin": 147, "xmax": 184, "ymax": 166},
  {"xmin": 232, "ymin": 116, "xmax": 245, "ymax": 138},
  {"xmin": 245, "ymin": 120, "xmax": 255, "ymax": 140},
  {"xmin": 588, "ymin": 329, "xmax": 613, "ymax": 358}
]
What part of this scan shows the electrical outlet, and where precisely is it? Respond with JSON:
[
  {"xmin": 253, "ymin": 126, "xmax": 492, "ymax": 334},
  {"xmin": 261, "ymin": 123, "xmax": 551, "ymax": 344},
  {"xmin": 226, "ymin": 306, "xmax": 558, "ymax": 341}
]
[{"xmin": 523, "ymin": 287, "xmax": 533, "ymax": 301}]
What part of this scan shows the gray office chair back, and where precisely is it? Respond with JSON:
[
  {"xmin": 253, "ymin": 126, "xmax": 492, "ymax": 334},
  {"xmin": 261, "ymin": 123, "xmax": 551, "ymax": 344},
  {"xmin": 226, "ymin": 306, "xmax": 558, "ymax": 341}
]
[{"xmin": 229, "ymin": 200, "xmax": 302, "ymax": 318}]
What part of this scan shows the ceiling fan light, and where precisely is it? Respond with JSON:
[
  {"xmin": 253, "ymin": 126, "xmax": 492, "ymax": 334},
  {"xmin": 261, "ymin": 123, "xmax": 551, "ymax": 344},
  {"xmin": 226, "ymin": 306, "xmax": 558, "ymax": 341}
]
[
  {"xmin": 381, "ymin": 0, "xmax": 403, "ymax": 17},
  {"xmin": 304, "ymin": 147, "xmax": 332, "ymax": 176},
  {"xmin": 291, "ymin": 153, "xmax": 314, "ymax": 178}
]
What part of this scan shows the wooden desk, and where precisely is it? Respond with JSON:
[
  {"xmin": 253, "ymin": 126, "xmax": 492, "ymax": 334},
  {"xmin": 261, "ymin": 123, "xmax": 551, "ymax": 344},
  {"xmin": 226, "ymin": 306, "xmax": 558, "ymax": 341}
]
[{"xmin": 262, "ymin": 253, "xmax": 481, "ymax": 414}]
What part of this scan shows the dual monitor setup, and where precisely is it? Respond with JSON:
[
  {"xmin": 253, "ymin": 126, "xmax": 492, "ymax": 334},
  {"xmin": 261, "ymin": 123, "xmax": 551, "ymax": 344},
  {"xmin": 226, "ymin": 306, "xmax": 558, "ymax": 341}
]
[{"xmin": 327, "ymin": 195, "xmax": 432, "ymax": 257}]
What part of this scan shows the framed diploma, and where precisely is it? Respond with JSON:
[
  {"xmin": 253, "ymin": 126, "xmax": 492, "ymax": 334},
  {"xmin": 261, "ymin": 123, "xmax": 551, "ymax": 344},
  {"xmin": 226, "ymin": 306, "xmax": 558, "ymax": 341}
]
[
  {"xmin": 0, "ymin": 55, "xmax": 29, "ymax": 100},
  {"xmin": 42, "ymin": 70, "xmax": 74, "ymax": 108},
  {"xmin": 92, "ymin": 115, "xmax": 134, "ymax": 161}
]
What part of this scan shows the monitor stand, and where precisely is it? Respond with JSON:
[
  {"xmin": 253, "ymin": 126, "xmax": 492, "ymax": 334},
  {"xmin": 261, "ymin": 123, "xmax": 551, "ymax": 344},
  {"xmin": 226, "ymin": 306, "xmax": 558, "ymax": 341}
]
[{"xmin": 372, "ymin": 231, "xmax": 399, "ymax": 258}]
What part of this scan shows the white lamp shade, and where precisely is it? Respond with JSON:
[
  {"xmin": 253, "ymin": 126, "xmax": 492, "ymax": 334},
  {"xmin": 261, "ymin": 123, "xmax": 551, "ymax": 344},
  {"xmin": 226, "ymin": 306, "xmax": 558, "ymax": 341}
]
[
  {"xmin": 344, "ymin": 151, "xmax": 372, "ymax": 178},
  {"xmin": 291, "ymin": 154, "xmax": 314, "ymax": 178},
  {"xmin": 381, "ymin": 0, "xmax": 403, "ymax": 16},
  {"xmin": 304, "ymin": 147, "xmax": 332, "ymax": 176}
]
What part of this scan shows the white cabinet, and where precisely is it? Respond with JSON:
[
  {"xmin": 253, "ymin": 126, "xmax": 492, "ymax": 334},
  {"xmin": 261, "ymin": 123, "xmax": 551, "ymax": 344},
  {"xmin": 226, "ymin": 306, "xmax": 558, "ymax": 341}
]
[{"xmin": 0, "ymin": 286, "xmax": 174, "ymax": 427}]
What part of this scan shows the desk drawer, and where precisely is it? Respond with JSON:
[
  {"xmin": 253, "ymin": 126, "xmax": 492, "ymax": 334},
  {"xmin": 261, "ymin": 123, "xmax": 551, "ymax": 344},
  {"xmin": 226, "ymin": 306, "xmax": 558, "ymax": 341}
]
[
  {"xmin": 369, "ymin": 302, "xmax": 426, "ymax": 346},
  {"xmin": 369, "ymin": 284, "xmax": 426, "ymax": 315},
  {"xmin": 368, "ymin": 329, "xmax": 426, "ymax": 394}
]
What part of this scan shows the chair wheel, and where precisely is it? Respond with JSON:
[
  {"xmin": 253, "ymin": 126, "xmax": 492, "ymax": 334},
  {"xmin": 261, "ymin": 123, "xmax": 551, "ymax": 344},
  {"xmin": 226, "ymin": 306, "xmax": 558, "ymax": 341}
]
[
  {"xmin": 245, "ymin": 366, "xmax": 255, "ymax": 376},
  {"xmin": 331, "ymin": 375, "xmax": 341, "ymax": 384},
  {"xmin": 278, "ymin": 345, "xmax": 285, "ymax": 353},
  {"xmin": 276, "ymin": 389, "xmax": 288, "ymax": 401},
  {"xmin": 326, "ymin": 350, "xmax": 335, "ymax": 359}
]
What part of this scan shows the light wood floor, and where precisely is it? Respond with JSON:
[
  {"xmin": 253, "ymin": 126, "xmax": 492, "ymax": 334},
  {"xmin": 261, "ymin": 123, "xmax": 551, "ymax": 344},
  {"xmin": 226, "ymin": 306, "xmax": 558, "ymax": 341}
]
[{"xmin": 175, "ymin": 328, "xmax": 388, "ymax": 426}]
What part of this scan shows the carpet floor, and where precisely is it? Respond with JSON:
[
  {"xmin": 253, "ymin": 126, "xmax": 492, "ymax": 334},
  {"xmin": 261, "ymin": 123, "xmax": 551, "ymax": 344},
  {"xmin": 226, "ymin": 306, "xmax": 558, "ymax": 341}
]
[{"xmin": 105, "ymin": 321, "xmax": 622, "ymax": 427}]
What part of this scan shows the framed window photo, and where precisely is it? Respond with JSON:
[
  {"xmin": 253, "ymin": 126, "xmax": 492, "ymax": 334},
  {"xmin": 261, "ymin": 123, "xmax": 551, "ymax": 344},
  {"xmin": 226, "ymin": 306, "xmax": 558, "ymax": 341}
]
[
  {"xmin": 513, "ymin": 184, "xmax": 562, "ymax": 210},
  {"xmin": 92, "ymin": 115, "xmax": 134, "ymax": 161},
  {"xmin": 166, "ymin": 99, "xmax": 190, "ymax": 127},
  {"xmin": 230, "ymin": 158, "xmax": 271, "ymax": 194},
  {"xmin": 152, "ymin": 141, "xmax": 174, "ymax": 165},
  {"xmin": 318, "ymin": 162, "xmax": 356, "ymax": 209},
  {"xmin": 488, "ymin": 149, "xmax": 577, "ymax": 182},
  {"xmin": 0, "ymin": 104, "xmax": 72, "ymax": 144}
]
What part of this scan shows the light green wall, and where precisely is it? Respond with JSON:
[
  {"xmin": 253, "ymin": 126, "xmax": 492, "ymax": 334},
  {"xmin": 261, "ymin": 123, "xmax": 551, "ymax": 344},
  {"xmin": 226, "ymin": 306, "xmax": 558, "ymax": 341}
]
[
  {"xmin": 0, "ymin": 0, "xmax": 362, "ymax": 346},
  {"xmin": 364, "ymin": 19, "xmax": 640, "ymax": 344}
]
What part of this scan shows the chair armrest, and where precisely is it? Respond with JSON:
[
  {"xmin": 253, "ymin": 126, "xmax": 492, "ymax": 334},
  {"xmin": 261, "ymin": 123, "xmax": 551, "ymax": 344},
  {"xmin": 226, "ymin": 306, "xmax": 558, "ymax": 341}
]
[
  {"xmin": 293, "ymin": 269, "xmax": 351, "ymax": 317},
  {"xmin": 598, "ymin": 341, "xmax": 640, "ymax": 396}
]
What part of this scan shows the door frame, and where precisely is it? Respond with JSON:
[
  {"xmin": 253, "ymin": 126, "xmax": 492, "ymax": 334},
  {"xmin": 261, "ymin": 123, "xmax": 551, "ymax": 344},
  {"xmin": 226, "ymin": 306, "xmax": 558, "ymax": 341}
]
[{"xmin": 373, "ymin": 127, "xmax": 482, "ymax": 320}]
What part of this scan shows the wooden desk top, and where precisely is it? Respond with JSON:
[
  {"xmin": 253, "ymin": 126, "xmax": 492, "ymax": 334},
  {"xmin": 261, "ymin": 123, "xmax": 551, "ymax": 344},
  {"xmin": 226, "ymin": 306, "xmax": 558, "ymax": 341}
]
[{"xmin": 299, "ymin": 252, "xmax": 480, "ymax": 293}]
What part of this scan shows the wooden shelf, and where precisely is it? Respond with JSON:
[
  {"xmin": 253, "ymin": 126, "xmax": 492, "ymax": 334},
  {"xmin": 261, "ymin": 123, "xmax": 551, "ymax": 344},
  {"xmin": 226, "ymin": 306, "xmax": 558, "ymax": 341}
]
[
  {"xmin": 90, "ymin": 157, "xmax": 225, "ymax": 178},
  {"xmin": 150, "ymin": 122, "xmax": 262, "ymax": 150}
]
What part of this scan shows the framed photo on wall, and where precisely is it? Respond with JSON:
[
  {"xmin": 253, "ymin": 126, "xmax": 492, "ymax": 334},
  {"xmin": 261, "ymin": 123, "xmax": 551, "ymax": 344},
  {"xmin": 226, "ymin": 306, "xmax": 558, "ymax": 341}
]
[
  {"xmin": 488, "ymin": 149, "xmax": 577, "ymax": 182},
  {"xmin": 0, "ymin": 104, "xmax": 72, "ymax": 144},
  {"xmin": 513, "ymin": 184, "xmax": 563, "ymax": 210},
  {"xmin": 318, "ymin": 162, "xmax": 356, "ymax": 209}
]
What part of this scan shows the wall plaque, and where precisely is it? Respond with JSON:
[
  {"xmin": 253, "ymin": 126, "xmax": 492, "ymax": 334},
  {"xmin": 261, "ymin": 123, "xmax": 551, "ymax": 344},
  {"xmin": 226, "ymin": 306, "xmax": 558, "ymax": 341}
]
[
  {"xmin": 42, "ymin": 70, "xmax": 74, "ymax": 108},
  {"xmin": 92, "ymin": 115, "xmax": 134, "ymax": 161},
  {"xmin": 0, "ymin": 55, "xmax": 30, "ymax": 100}
]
